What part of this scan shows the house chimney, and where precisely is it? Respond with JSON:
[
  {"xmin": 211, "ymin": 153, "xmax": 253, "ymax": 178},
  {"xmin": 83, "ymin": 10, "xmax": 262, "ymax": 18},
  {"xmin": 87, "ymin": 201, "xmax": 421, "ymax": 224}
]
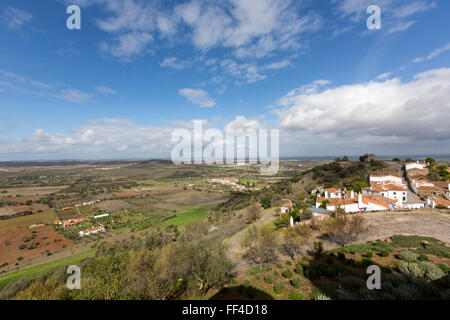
[
  {"xmin": 325, "ymin": 191, "xmax": 329, "ymax": 198},
  {"xmin": 358, "ymin": 193, "xmax": 363, "ymax": 207},
  {"xmin": 351, "ymin": 190, "xmax": 355, "ymax": 198}
]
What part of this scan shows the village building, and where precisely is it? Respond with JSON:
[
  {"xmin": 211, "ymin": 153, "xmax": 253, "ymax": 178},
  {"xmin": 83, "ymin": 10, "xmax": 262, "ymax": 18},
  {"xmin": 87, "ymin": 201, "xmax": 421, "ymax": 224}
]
[
  {"xmin": 362, "ymin": 175, "xmax": 409, "ymax": 206},
  {"xmin": 79, "ymin": 225, "xmax": 105, "ymax": 237},
  {"xmin": 316, "ymin": 193, "xmax": 398, "ymax": 213}
]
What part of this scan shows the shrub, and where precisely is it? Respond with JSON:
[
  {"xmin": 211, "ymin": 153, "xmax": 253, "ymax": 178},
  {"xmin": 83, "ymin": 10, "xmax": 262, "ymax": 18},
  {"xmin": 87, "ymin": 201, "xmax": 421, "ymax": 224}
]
[
  {"xmin": 379, "ymin": 249, "xmax": 389, "ymax": 257},
  {"xmin": 337, "ymin": 252, "xmax": 346, "ymax": 261},
  {"xmin": 242, "ymin": 279, "xmax": 252, "ymax": 287},
  {"xmin": 290, "ymin": 277, "xmax": 302, "ymax": 288},
  {"xmin": 264, "ymin": 274, "xmax": 274, "ymax": 284},
  {"xmin": 326, "ymin": 256, "xmax": 334, "ymax": 265},
  {"xmin": 417, "ymin": 254, "xmax": 429, "ymax": 262},
  {"xmin": 342, "ymin": 279, "xmax": 363, "ymax": 291},
  {"xmin": 273, "ymin": 281, "xmax": 284, "ymax": 294},
  {"xmin": 275, "ymin": 263, "xmax": 282, "ymax": 268},
  {"xmin": 397, "ymin": 250, "xmax": 417, "ymax": 262},
  {"xmin": 273, "ymin": 270, "xmax": 280, "ymax": 277},
  {"xmin": 364, "ymin": 251, "xmax": 373, "ymax": 258},
  {"xmin": 294, "ymin": 264, "xmax": 304, "ymax": 275},
  {"xmin": 399, "ymin": 262, "xmax": 445, "ymax": 281},
  {"xmin": 285, "ymin": 260, "xmax": 292, "ymax": 266},
  {"xmin": 438, "ymin": 263, "xmax": 450, "ymax": 273},
  {"xmin": 282, "ymin": 269, "xmax": 293, "ymax": 279},
  {"xmin": 288, "ymin": 291, "xmax": 306, "ymax": 300},
  {"xmin": 310, "ymin": 288, "xmax": 331, "ymax": 300}
]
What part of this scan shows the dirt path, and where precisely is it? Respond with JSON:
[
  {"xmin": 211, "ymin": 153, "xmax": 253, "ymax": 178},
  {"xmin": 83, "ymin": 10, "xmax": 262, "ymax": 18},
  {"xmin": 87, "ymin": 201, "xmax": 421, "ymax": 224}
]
[{"xmin": 225, "ymin": 207, "xmax": 280, "ymax": 272}]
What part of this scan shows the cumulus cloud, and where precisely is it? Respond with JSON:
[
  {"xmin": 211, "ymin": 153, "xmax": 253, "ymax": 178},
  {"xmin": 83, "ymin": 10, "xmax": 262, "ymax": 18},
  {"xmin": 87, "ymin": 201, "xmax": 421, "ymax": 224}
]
[
  {"xmin": 0, "ymin": 119, "xmax": 176, "ymax": 160},
  {"xmin": 3, "ymin": 6, "xmax": 32, "ymax": 29},
  {"xmin": 275, "ymin": 68, "xmax": 450, "ymax": 143},
  {"xmin": 179, "ymin": 88, "xmax": 216, "ymax": 107}
]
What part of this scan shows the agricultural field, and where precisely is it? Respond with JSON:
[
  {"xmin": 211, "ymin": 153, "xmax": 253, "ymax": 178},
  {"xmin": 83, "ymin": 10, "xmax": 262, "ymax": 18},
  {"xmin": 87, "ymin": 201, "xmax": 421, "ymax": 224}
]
[
  {"xmin": 0, "ymin": 226, "xmax": 72, "ymax": 266},
  {"xmin": 0, "ymin": 211, "xmax": 55, "ymax": 232}
]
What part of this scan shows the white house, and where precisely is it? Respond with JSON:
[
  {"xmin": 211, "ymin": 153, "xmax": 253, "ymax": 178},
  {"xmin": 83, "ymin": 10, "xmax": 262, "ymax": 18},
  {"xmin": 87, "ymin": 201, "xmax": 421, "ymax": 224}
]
[
  {"xmin": 79, "ymin": 225, "xmax": 105, "ymax": 237},
  {"xmin": 405, "ymin": 162, "xmax": 426, "ymax": 171},
  {"xmin": 94, "ymin": 213, "xmax": 109, "ymax": 219},
  {"xmin": 427, "ymin": 198, "xmax": 450, "ymax": 209},
  {"xmin": 315, "ymin": 193, "xmax": 396, "ymax": 213},
  {"xmin": 363, "ymin": 176, "xmax": 409, "ymax": 207}
]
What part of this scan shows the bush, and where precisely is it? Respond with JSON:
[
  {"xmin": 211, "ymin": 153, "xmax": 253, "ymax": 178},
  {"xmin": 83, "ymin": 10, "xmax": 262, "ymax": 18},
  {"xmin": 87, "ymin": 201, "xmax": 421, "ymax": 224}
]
[
  {"xmin": 275, "ymin": 263, "xmax": 282, "ymax": 268},
  {"xmin": 379, "ymin": 249, "xmax": 389, "ymax": 257},
  {"xmin": 273, "ymin": 281, "xmax": 284, "ymax": 294},
  {"xmin": 290, "ymin": 277, "xmax": 302, "ymax": 288},
  {"xmin": 310, "ymin": 288, "xmax": 331, "ymax": 300},
  {"xmin": 273, "ymin": 270, "xmax": 280, "ymax": 277},
  {"xmin": 264, "ymin": 274, "xmax": 274, "ymax": 284},
  {"xmin": 337, "ymin": 252, "xmax": 346, "ymax": 261},
  {"xmin": 285, "ymin": 260, "xmax": 292, "ymax": 266},
  {"xmin": 364, "ymin": 251, "xmax": 373, "ymax": 258},
  {"xmin": 282, "ymin": 269, "xmax": 293, "ymax": 279},
  {"xmin": 397, "ymin": 250, "xmax": 417, "ymax": 262},
  {"xmin": 294, "ymin": 264, "xmax": 304, "ymax": 275},
  {"xmin": 399, "ymin": 262, "xmax": 445, "ymax": 281},
  {"xmin": 417, "ymin": 254, "xmax": 429, "ymax": 262},
  {"xmin": 438, "ymin": 263, "xmax": 450, "ymax": 273},
  {"xmin": 288, "ymin": 291, "xmax": 306, "ymax": 300},
  {"xmin": 242, "ymin": 279, "xmax": 252, "ymax": 287}
]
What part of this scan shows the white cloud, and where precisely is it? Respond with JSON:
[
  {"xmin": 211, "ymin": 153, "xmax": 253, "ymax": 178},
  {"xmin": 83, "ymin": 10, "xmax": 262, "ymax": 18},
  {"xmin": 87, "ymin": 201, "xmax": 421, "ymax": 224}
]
[
  {"xmin": 391, "ymin": 1, "xmax": 436, "ymax": 19},
  {"xmin": 0, "ymin": 68, "xmax": 92, "ymax": 103},
  {"xmin": 220, "ymin": 59, "xmax": 267, "ymax": 84},
  {"xmin": 160, "ymin": 57, "xmax": 191, "ymax": 69},
  {"xmin": 3, "ymin": 6, "xmax": 32, "ymax": 29},
  {"xmin": 99, "ymin": 31, "xmax": 153, "ymax": 60},
  {"xmin": 179, "ymin": 88, "xmax": 216, "ymax": 107},
  {"xmin": 375, "ymin": 72, "xmax": 393, "ymax": 80},
  {"xmin": 56, "ymin": 89, "xmax": 92, "ymax": 103},
  {"xmin": 413, "ymin": 43, "xmax": 450, "ymax": 63},
  {"xmin": 275, "ymin": 68, "xmax": 450, "ymax": 143},
  {"xmin": 95, "ymin": 86, "xmax": 116, "ymax": 95},
  {"xmin": 0, "ymin": 119, "xmax": 176, "ymax": 160},
  {"xmin": 261, "ymin": 59, "xmax": 292, "ymax": 70},
  {"xmin": 386, "ymin": 21, "xmax": 415, "ymax": 34}
]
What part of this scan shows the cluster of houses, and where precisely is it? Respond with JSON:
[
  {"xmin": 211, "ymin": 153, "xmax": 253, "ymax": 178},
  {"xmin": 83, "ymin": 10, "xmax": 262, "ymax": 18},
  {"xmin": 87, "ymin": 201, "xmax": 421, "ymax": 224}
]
[
  {"xmin": 405, "ymin": 162, "xmax": 450, "ymax": 209},
  {"xmin": 54, "ymin": 213, "xmax": 109, "ymax": 237},
  {"xmin": 208, "ymin": 178, "xmax": 247, "ymax": 191},
  {"xmin": 312, "ymin": 171, "xmax": 449, "ymax": 213},
  {"xmin": 54, "ymin": 216, "xmax": 89, "ymax": 228}
]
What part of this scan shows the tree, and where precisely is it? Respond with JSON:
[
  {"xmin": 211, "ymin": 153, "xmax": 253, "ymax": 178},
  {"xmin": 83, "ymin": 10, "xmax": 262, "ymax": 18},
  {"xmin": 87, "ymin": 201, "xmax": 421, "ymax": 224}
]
[
  {"xmin": 324, "ymin": 214, "xmax": 367, "ymax": 246},
  {"xmin": 284, "ymin": 224, "xmax": 312, "ymax": 259},
  {"xmin": 425, "ymin": 157, "xmax": 436, "ymax": 166},
  {"xmin": 245, "ymin": 204, "xmax": 261, "ymax": 224},
  {"xmin": 260, "ymin": 195, "xmax": 272, "ymax": 209},
  {"xmin": 274, "ymin": 213, "xmax": 290, "ymax": 229},
  {"xmin": 242, "ymin": 225, "xmax": 277, "ymax": 264}
]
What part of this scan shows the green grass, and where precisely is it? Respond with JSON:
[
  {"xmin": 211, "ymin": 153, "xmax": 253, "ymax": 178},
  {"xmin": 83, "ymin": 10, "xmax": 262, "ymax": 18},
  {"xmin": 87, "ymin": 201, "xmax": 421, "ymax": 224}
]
[
  {"xmin": 0, "ymin": 249, "xmax": 95, "ymax": 291},
  {"xmin": 161, "ymin": 206, "xmax": 209, "ymax": 227}
]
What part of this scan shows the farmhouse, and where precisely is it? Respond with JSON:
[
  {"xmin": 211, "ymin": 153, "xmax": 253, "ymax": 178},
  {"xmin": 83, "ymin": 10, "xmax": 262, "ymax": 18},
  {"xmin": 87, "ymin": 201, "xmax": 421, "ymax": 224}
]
[
  {"xmin": 79, "ymin": 225, "xmax": 105, "ymax": 237},
  {"xmin": 427, "ymin": 198, "xmax": 450, "ymax": 209},
  {"xmin": 94, "ymin": 213, "xmax": 109, "ymax": 219},
  {"xmin": 280, "ymin": 200, "xmax": 292, "ymax": 213}
]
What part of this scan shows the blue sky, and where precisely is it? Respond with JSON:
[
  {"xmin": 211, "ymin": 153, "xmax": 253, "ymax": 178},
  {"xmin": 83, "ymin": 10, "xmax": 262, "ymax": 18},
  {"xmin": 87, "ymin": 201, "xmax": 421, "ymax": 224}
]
[{"xmin": 0, "ymin": 0, "xmax": 449, "ymax": 160}]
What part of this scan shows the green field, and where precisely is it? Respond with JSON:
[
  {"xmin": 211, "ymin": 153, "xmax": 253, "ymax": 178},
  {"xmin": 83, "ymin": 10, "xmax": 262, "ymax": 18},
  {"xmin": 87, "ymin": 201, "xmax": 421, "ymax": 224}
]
[
  {"xmin": 0, "ymin": 249, "xmax": 95, "ymax": 291},
  {"xmin": 161, "ymin": 206, "xmax": 209, "ymax": 227},
  {"xmin": 0, "ymin": 211, "xmax": 54, "ymax": 232}
]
